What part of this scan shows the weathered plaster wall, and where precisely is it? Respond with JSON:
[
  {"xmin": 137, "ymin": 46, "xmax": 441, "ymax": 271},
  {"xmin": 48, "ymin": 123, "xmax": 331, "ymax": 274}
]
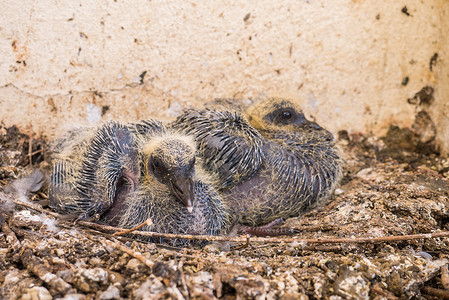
[
  {"xmin": 433, "ymin": 3, "xmax": 449, "ymax": 156},
  {"xmin": 0, "ymin": 1, "xmax": 447, "ymax": 153}
]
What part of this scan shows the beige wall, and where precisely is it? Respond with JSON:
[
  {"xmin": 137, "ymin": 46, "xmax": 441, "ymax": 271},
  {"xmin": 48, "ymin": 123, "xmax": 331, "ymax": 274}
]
[
  {"xmin": 1, "ymin": 1, "xmax": 448, "ymax": 154},
  {"xmin": 434, "ymin": 4, "xmax": 449, "ymax": 156}
]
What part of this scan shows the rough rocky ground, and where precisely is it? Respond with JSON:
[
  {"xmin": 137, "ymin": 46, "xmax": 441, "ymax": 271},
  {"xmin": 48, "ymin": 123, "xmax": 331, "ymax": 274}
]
[{"xmin": 1, "ymin": 123, "xmax": 449, "ymax": 299}]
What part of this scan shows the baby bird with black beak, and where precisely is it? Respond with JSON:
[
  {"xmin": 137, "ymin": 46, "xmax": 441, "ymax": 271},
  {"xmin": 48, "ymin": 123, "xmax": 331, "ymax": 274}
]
[
  {"xmin": 143, "ymin": 135, "xmax": 196, "ymax": 213},
  {"xmin": 50, "ymin": 120, "xmax": 229, "ymax": 246},
  {"xmin": 173, "ymin": 97, "xmax": 342, "ymax": 229}
]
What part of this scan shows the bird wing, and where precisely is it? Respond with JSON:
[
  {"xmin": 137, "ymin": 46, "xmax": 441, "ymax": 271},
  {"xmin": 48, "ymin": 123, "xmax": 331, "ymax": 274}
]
[
  {"xmin": 82, "ymin": 122, "xmax": 141, "ymax": 218},
  {"xmin": 173, "ymin": 109, "xmax": 264, "ymax": 188},
  {"xmin": 205, "ymin": 98, "xmax": 245, "ymax": 112},
  {"xmin": 265, "ymin": 129, "xmax": 342, "ymax": 208},
  {"xmin": 128, "ymin": 119, "xmax": 167, "ymax": 138},
  {"xmin": 49, "ymin": 122, "xmax": 141, "ymax": 219},
  {"xmin": 49, "ymin": 158, "xmax": 85, "ymax": 214}
]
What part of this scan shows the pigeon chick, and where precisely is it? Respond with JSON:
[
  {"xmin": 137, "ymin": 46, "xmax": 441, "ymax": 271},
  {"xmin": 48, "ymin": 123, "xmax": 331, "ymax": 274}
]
[
  {"xmin": 173, "ymin": 97, "xmax": 342, "ymax": 226},
  {"xmin": 49, "ymin": 120, "xmax": 229, "ymax": 246}
]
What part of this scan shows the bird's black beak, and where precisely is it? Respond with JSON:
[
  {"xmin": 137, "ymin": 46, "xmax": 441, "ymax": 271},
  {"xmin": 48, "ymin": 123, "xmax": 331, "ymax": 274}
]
[{"xmin": 169, "ymin": 176, "xmax": 195, "ymax": 213}]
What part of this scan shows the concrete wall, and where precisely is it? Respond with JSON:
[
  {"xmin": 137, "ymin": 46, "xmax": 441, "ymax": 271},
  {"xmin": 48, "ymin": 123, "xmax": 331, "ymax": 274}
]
[{"xmin": 1, "ymin": 1, "xmax": 448, "ymax": 154}]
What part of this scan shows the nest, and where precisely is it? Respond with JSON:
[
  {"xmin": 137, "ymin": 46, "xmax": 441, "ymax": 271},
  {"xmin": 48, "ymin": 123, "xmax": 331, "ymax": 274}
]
[{"xmin": 1, "ymin": 124, "xmax": 449, "ymax": 299}]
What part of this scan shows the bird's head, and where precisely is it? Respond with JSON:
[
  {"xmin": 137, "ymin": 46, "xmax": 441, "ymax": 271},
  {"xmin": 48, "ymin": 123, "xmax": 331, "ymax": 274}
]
[
  {"xmin": 143, "ymin": 135, "xmax": 197, "ymax": 213},
  {"xmin": 246, "ymin": 98, "xmax": 336, "ymax": 142},
  {"xmin": 246, "ymin": 97, "xmax": 323, "ymax": 132}
]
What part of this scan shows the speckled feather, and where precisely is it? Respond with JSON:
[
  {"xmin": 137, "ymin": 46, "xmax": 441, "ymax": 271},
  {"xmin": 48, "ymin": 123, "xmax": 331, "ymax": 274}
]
[
  {"xmin": 173, "ymin": 98, "xmax": 343, "ymax": 226},
  {"xmin": 50, "ymin": 122, "xmax": 140, "ymax": 218},
  {"xmin": 174, "ymin": 109, "xmax": 264, "ymax": 189},
  {"xmin": 49, "ymin": 120, "xmax": 230, "ymax": 246},
  {"xmin": 120, "ymin": 180, "xmax": 228, "ymax": 246}
]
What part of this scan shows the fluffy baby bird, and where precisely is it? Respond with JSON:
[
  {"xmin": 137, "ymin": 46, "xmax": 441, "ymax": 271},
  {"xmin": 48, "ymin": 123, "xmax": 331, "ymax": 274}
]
[
  {"xmin": 173, "ymin": 97, "xmax": 342, "ymax": 227},
  {"xmin": 49, "ymin": 120, "xmax": 229, "ymax": 246}
]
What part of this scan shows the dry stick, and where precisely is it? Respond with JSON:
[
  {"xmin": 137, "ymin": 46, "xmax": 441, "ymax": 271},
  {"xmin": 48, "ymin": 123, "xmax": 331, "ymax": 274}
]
[
  {"xmin": 112, "ymin": 218, "xmax": 153, "ymax": 236},
  {"xmin": 101, "ymin": 238, "xmax": 155, "ymax": 269},
  {"xmin": 38, "ymin": 192, "xmax": 49, "ymax": 199},
  {"xmin": 13, "ymin": 200, "xmax": 449, "ymax": 245},
  {"xmin": 14, "ymin": 200, "xmax": 60, "ymax": 218},
  {"xmin": 76, "ymin": 220, "xmax": 125, "ymax": 232},
  {"xmin": 442, "ymin": 264, "xmax": 449, "ymax": 290},
  {"xmin": 21, "ymin": 248, "xmax": 72, "ymax": 294},
  {"xmin": 178, "ymin": 258, "xmax": 190, "ymax": 300},
  {"xmin": 293, "ymin": 244, "xmax": 344, "ymax": 252},
  {"xmin": 80, "ymin": 225, "xmax": 449, "ymax": 245},
  {"xmin": 13, "ymin": 200, "xmax": 134, "ymax": 241},
  {"xmin": 421, "ymin": 286, "xmax": 449, "ymax": 300},
  {"xmin": 13, "ymin": 200, "xmax": 123, "ymax": 235},
  {"xmin": 28, "ymin": 123, "xmax": 33, "ymax": 167},
  {"xmin": 231, "ymin": 236, "xmax": 251, "ymax": 250},
  {"xmin": 2, "ymin": 218, "xmax": 22, "ymax": 251},
  {"xmin": 85, "ymin": 233, "xmax": 153, "ymax": 267},
  {"xmin": 294, "ymin": 224, "xmax": 335, "ymax": 232},
  {"xmin": 29, "ymin": 148, "xmax": 44, "ymax": 156},
  {"xmin": 370, "ymin": 284, "xmax": 398, "ymax": 300}
]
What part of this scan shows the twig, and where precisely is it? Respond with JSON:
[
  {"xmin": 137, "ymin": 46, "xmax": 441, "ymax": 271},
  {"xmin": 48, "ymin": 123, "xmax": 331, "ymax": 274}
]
[
  {"xmin": 371, "ymin": 283, "xmax": 398, "ymax": 300},
  {"xmin": 28, "ymin": 123, "xmax": 32, "ymax": 167},
  {"xmin": 294, "ymin": 244, "xmax": 345, "ymax": 252},
  {"xmin": 112, "ymin": 218, "xmax": 153, "ymax": 236},
  {"xmin": 13, "ymin": 199, "xmax": 449, "ymax": 245},
  {"xmin": 38, "ymin": 192, "xmax": 49, "ymax": 199},
  {"xmin": 13, "ymin": 200, "xmax": 125, "ymax": 235},
  {"xmin": 177, "ymin": 258, "xmax": 190, "ymax": 299},
  {"xmin": 442, "ymin": 264, "xmax": 449, "ymax": 290},
  {"xmin": 13, "ymin": 200, "xmax": 131, "ymax": 235},
  {"xmin": 14, "ymin": 200, "xmax": 60, "ymax": 218},
  {"xmin": 21, "ymin": 248, "xmax": 72, "ymax": 294},
  {"xmin": 79, "ymin": 224, "xmax": 449, "ymax": 245},
  {"xmin": 231, "ymin": 235, "xmax": 251, "ymax": 250},
  {"xmin": 101, "ymin": 238, "xmax": 154, "ymax": 269},
  {"xmin": 76, "ymin": 220, "xmax": 123, "ymax": 232},
  {"xmin": 2, "ymin": 218, "xmax": 22, "ymax": 254},
  {"xmin": 421, "ymin": 286, "xmax": 449, "ymax": 299},
  {"xmin": 293, "ymin": 223, "xmax": 335, "ymax": 232},
  {"xmin": 28, "ymin": 148, "xmax": 44, "ymax": 156}
]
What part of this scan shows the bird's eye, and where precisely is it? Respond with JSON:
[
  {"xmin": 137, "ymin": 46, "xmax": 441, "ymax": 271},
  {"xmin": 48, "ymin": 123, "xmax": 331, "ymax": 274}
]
[
  {"xmin": 152, "ymin": 159, "xmax": 160, "ymax": 169},
  {"xmin": 264, "ymin": 107, "xmax": 300, "ymax": 125},
  {"xmin": 282, "ymin": 110, "xmax": 292, "ymax": 119},
  {"xmin": 148, "ymin": 157, "xmax": 161, "ymax": 174}
]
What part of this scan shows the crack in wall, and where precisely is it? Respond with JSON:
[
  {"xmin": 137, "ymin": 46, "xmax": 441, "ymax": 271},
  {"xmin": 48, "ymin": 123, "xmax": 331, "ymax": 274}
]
[{"xmin": 0, "ymin": 82, "xmax": 145, "ymax": 100}]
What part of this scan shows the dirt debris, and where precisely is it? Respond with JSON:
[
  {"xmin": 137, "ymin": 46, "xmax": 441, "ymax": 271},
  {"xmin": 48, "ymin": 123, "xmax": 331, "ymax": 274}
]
[{"xmin": 1, "ymin": 124, "xmax": 449, "ymax": 299}]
